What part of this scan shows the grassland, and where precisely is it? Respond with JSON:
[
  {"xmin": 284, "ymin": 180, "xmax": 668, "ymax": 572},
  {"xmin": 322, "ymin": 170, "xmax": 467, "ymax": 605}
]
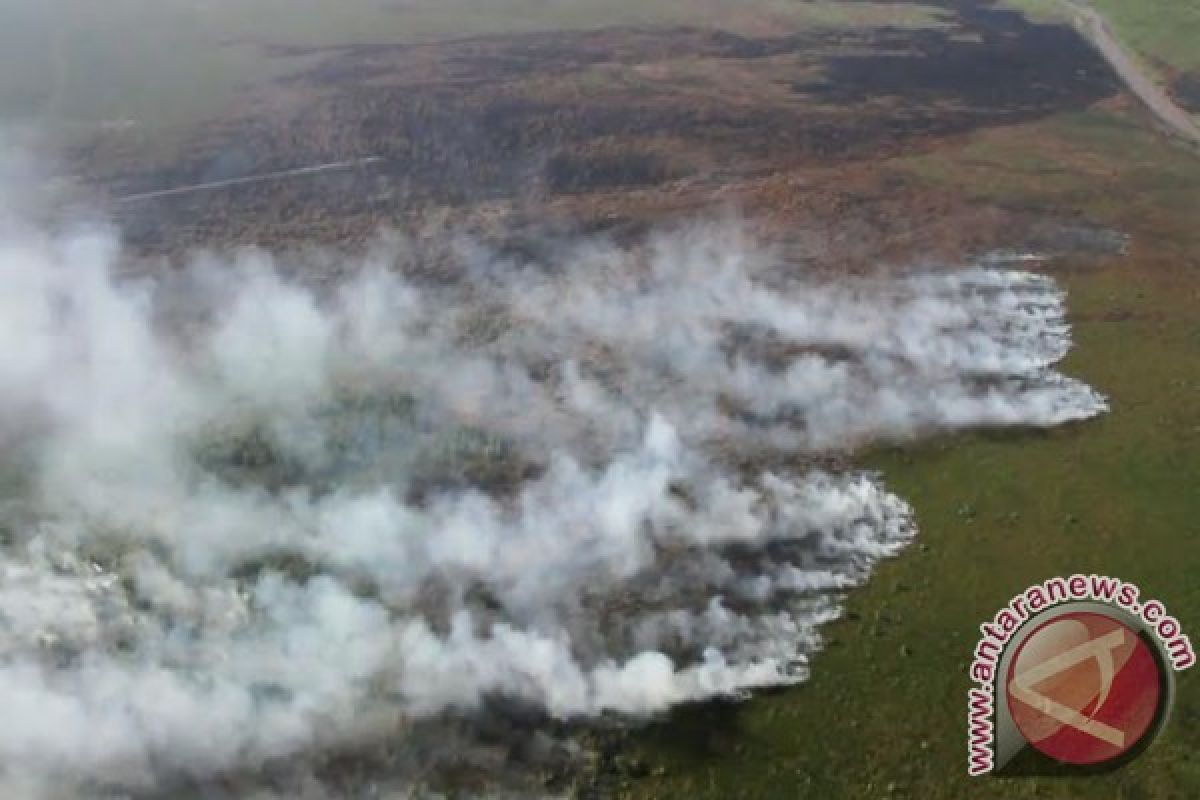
[
  {"xmin": 1088, "ymin": 0, "xmax": 1200, "ymax": 73},
  {"xmin": 616, "ymin": 104, "xmax": 1200, "ymax": 798}
]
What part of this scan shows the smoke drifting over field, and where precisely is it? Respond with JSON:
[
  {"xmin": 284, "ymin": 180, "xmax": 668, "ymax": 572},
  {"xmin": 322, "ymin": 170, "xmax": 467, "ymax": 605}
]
[{"xmin": 0, "ymin": 163, "xmax": 1106, "ymax": 796}]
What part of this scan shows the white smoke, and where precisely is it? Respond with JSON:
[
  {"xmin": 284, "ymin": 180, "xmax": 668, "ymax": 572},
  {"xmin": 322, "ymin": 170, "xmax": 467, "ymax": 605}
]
[{"xmin": 0, "ymin": 166, "xmax": 1106, "ymax": 796}]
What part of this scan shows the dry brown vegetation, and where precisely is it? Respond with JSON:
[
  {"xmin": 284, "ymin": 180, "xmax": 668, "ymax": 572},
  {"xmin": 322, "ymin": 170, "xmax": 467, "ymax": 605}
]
[{"xmin": 76, "ymin": 2, "xmax": 1121, "ymax": 272}]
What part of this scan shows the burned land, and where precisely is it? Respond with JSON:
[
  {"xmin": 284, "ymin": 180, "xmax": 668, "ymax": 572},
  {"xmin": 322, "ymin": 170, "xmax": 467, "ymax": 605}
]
[
  {"xmin": 74, "ymin": 1, "xmax": 1120, "ymax": 265},
  {"xmin": 1172, "ymin": 71, "xmax": 1200, "ymax": 113},
  {"xmin": 11, "ymin": 3, "xmax": 1200, "ymax": 796}
]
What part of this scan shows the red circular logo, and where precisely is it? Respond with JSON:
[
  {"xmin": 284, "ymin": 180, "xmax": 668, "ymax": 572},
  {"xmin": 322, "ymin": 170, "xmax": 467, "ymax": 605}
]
[{"xmin": 1005, "ymin": 611, "xmax": 1165, "ymax": 765}]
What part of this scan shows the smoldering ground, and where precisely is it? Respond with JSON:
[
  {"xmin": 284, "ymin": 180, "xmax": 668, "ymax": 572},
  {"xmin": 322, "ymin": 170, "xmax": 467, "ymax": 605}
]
[{"xmin": 0, "ymin": 154, "xmax": 1107, "ymax": 797}]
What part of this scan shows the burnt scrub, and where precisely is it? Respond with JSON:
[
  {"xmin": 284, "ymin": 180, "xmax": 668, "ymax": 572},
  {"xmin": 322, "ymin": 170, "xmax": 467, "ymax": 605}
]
[
  {"xmin": 1171, "ymin": 71, "xmax": 1200, "ymax": 113},
  {"xmin": 86, "ymin": 3, "xmax": 1117, "ymax": 254}
]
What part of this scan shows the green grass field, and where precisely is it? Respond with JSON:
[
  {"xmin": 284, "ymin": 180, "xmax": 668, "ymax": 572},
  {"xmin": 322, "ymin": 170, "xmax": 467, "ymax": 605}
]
[
  {"xmin": 1090, "ymin": 0, "xmax": 1200, "ymax": 73},
  {"xmin": 619, "ymin": 107, "xmax": 1200, "ymax": 798}
]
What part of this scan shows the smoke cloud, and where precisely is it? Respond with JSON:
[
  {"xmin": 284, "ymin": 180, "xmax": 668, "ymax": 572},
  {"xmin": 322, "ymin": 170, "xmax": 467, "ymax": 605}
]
[{"xmin": 0, "ymin": 160, "xmax": 1106, "ymax": 796}]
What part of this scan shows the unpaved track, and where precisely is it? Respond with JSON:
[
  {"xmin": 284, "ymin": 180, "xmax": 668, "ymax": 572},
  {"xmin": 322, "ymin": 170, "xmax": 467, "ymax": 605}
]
[
  {"xmin": 1064, "ymin": 0, "xmax": 1200, "ymax": 146},
  {"xmin": 115, "ymin": 157, "xmax": 384, "ymax": 203}
]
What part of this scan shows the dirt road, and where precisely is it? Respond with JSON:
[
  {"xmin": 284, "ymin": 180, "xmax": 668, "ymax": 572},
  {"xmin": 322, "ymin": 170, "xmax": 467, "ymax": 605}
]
[
  {"xmin": 115, "ymin": 157, "xmax": 384, "ymax": 204},
  {"xmin": 1065, "ymin": 0, "xmax": 1200, "ymax": 146}
]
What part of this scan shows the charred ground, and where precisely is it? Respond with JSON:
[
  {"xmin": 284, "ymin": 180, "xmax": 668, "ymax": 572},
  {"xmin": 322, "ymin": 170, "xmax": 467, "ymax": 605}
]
[
  {"xmin": 42, "ymin": 4, "xmax": 1200, "ymax": 798},
  {"xmin": 77, "ymin": 1, "xmax": 1120, "ymax": 263}
]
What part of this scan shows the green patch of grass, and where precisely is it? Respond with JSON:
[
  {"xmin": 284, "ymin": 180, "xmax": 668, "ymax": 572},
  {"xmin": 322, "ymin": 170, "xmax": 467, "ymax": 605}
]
[
  {"xmin": 1090, "ymin": 0, "xmax": 1200, "ymax": 73},
  {"xmin": 620, "ymin": 109, "xmax": 1200, "ymax": 798}
]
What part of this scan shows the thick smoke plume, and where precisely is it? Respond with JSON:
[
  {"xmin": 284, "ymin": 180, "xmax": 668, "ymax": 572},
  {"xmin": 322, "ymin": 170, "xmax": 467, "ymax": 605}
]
[{"xmin": 0, "ymin": 164, "xmax": 1106, "ymax": 796}]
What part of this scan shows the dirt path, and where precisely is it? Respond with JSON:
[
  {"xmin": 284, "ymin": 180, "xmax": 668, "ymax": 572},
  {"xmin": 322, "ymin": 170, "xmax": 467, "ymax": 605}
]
[
  {"xmin": 1064, "ymin": 0, "xmax": 1200, "ymax": 146},
  {"xmin": 115, "ymin": 157, "xmax": 384, "ymax": 204}
]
